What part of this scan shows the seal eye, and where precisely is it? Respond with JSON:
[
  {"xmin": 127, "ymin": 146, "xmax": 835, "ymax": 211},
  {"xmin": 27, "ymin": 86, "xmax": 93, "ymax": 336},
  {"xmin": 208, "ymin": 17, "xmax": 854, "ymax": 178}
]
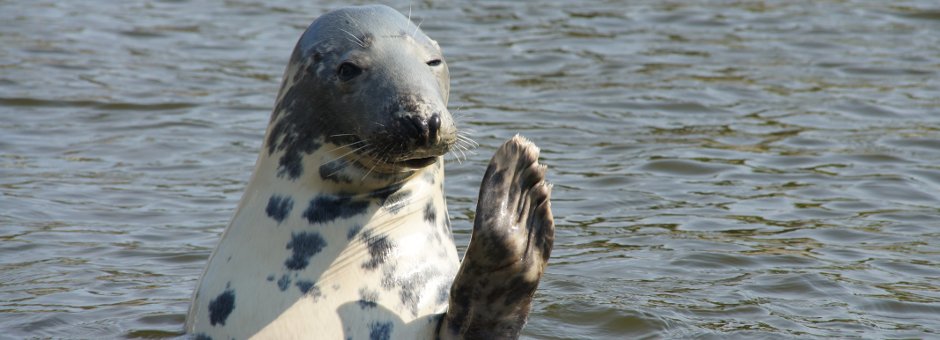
[
  {"xmin": 337, "ymin": 62, "xmax": 363, "ymax": 81},
  {"xmin": 426, "ymin": 59, "xmax": 442, "ymax": 67}
]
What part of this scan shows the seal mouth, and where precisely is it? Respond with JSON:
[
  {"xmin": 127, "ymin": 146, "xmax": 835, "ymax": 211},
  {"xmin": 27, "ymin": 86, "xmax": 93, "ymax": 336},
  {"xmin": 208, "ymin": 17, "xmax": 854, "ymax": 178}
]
[{"xmin": 395, "ymin": 156, "xmax": 438, "ymax": 169}]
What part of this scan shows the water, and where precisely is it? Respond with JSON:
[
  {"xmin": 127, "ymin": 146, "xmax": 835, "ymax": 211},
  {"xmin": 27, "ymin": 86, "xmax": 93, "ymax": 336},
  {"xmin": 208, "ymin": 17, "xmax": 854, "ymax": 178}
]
[{"xmin": 2, "ymin": 0, "xmax": 939, "ymax": 338}]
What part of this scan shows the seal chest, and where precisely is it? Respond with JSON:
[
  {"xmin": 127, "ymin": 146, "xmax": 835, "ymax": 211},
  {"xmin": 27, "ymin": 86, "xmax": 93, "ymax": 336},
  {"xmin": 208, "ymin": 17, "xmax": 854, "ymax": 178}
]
[{"xmin": 187, "ymin": 5, "xmax": 554, "ymax": 340}]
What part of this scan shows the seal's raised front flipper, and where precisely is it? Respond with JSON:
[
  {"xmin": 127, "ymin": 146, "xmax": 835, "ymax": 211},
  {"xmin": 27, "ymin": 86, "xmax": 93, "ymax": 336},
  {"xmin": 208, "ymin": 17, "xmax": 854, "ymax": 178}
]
[{"xmin": 440, "ymin": 135, "xmax": 554, "ymax": 339}]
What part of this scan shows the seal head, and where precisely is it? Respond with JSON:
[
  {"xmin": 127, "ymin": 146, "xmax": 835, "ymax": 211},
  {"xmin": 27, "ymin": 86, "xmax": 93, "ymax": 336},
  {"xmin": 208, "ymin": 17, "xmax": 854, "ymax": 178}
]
[{"xmin": 268, "ymin": 5, "xmax": 456, "ymax": 178}]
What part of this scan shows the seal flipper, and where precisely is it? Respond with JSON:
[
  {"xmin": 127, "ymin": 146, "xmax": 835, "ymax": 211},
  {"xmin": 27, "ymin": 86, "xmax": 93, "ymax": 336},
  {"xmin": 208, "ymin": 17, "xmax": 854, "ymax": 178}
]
[{"xmin": 440, "ymin": 135, "xmax": 555, "ymax": 339}]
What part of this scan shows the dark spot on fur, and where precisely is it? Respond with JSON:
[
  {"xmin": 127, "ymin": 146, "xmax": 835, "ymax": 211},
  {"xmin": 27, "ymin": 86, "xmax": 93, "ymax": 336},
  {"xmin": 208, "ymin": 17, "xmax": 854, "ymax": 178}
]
[
  {"xmin": 276, "ymin": 140, "xmax": 320, "ymax": 179},
  {"xmin": 266, "ymin": 274, "xmax": 275, "ymax": 282},
  {"xmin": 266, "ymin": 59, "xmax": 325, "ymax": 181},
  {"xmin": 369, "ymin": 183, "xmax": 405, "ymax": 202},
  {"xmin": 347, "ymin": 224, "xmax": 363, "ymax": 240},
  {"xmin": 358, "ymin": 287, "xmax": 379, "ymax": 309},
  {"xmin": 484, "ymin": 162, "xmax": 501, "ymax": 182},
  {"xmin": 284, "ymin": 232, "xmax": 327, "ymax": 270},
  {"xmin": 208, "ymin": 289, "xmax": 235, "ymax": 326},
  {"xmin": 193, "ymin": 333, "xmax": 213, "ymax": 340},
  {"xmin": 481, "ymin": 163, "xmax": 509, "ymax": 199},
  {"xmin": 423, "ymin": 169, "xmax": 436, "ymax": 183},
  {"xmin": 303, "ymin": 194, "xmax": 369, "ymax": 224},
  {"xmin": 437, "ymin": 281, "xmax": 450, "ymax": 304},
  {"xmin": 432, "ymin": 208, "xmax": 450, "ymax": 245},
  {"xmin": 361, "ymin": 230, "xmax": 394, "ymax": 270},
  {"xmin": 423, "ymin": 201, "xmax": 436, "ymax": 224},
  {"xmin": 383, "ymin": 190, "xmax": 411, "ymax": 214},
  {"xmin": 398, "ymin": 268, "xmax": 436, "ymax": 316},
  {"xmin": 266, "ymin": 195, "xmax": 294, "ymax": 223},
  {"xmin": 431, "ymin": 226, "xmax": 443, "ymax": 244},
  {"xmin": 380, "ymin": 265, "xmax": 398, "ymax": 291},
  {"xmin": 369, "ymin": 321, "xmax": 393, "ymax": 340},
  {"xmin": 277, "ymin": 274, "xmax": 291, "ymax": 291},
  {"xmin": 296, "ymin": 280, "xmax": 321, "ymax": 298}
]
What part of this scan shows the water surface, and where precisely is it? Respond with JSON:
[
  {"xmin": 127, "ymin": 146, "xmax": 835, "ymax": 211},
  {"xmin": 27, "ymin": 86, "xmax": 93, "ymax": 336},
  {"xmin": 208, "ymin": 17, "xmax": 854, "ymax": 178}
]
[{"xmin": 2, "ymin": 0, "xmax": 939, "ymax": 338}]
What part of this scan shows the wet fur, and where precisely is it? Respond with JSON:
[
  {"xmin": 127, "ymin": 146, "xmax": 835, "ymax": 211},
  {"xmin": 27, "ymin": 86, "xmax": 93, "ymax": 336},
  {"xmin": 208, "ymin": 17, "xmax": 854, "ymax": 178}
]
[{"xmin": 186, "ymin": 5, "xmax": 553, "ymax": 340}]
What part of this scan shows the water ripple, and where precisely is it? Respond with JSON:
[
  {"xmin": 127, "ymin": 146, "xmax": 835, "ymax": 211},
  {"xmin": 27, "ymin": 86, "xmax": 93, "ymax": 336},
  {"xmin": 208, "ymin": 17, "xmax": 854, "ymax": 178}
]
[{"xmin": 2, "ymin": 0, "xmax": 940, "ymax": 338}]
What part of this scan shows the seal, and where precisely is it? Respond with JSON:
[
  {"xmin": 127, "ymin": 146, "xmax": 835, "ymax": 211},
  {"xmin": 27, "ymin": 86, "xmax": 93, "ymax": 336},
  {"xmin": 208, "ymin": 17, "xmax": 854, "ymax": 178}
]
[{"xmin": 186, "ymin": 5, "xmax": 553, "ymax": 339}]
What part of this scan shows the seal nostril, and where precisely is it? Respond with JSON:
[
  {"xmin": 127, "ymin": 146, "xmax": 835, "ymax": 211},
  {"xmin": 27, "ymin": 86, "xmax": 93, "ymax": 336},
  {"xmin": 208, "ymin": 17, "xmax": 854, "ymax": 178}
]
[
  {"xmin": 428, "ymin": 114, "xmax": 441, "ymax": 142},
  {"xmin": 405, "ymin": 115, "xmax": 431, "ymax": 146}
]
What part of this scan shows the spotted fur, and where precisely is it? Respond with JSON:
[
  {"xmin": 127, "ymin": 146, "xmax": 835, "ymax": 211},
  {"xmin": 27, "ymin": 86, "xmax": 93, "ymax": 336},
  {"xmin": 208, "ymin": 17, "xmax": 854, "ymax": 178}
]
[{"xmin": 186, "ymin": 5, "xmax": 552, "ymax": 340}]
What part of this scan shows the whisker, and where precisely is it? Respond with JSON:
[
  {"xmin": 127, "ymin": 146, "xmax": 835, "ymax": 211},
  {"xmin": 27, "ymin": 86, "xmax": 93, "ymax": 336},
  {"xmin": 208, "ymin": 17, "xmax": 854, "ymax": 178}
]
[
  {"xmin": 454, "ymin": 140, "xmax": 467, "ymax": 154},
  {"xmin": 450, "ymin": 106, "xmax": 478, "ymax": 122},
  {"xmin": 449, "ymin": 106, "xmax": 480, "ymax": 153},
  {"xmin": 464, "ymin": 139, "xmax": 479, "ymax": 150},
  {"xmin": 326, "ymin": 140, "xmax": 367, "ymax": 153},
  {"xmin": 349, "ymin": 144, "xmax": 373, "ymax": 170},
  {"xmin": 455, "ymin": 148, "xmax": 465, "ymax": 164},
  {"xmin": 460, "ymin": 142, "xmax": 471, "ymax": 161},
  {"xmin": 364, "ymin": 143, "xmax": 395, "ymax": 179},
  {"xmin": 371, "ymin": 143, "xmax": 392, "ymax": 163},
  {"xmin": 338, "ymin": 28, "xmax": 365, "ymax": 48},
  {"xmin": 361, "ymin": 161, "xmax": 377, "ymax": 181},
  {"xmin": 446, "ymin": 125, "xmax": 477, "ymax": 165},
  {"xmin": 324, "ymin": 142, "xmax": 371, "ymax": 167},
  {"xmin": 412, "ymin": 19, "xmax": 424, "ymax": 38},
  {"xmin": 456, "ymin": 134, "xmax": 479, "ymax": 149}
]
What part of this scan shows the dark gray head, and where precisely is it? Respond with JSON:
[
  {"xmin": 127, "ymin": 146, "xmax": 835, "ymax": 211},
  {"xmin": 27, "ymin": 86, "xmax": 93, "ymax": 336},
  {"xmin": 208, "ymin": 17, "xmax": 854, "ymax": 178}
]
[{"xmin": 266, "ymin": 5, "xmax": 455, "ymax": 178}]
